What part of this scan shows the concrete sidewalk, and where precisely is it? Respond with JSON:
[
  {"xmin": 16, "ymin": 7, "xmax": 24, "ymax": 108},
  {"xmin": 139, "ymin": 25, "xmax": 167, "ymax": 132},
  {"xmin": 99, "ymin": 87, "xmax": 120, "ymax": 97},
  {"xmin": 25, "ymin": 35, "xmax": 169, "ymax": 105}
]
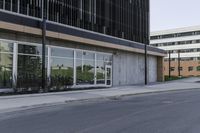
[{"xmin": 0, "ymin": 77, "xmax": 199, "ymax": 113}]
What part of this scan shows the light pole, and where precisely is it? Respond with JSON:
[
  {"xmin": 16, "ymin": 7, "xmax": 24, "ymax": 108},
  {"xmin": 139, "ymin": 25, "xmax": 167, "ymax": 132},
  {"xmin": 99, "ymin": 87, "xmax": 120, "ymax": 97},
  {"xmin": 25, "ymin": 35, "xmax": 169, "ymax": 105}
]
[
  {"xmin": 178, "ymin": 50, "xmax": 181, "ymax": 77},
  {"xmin": 42, "ymin": 0, "xmax": 47, "ymax": 92},
  {"xmin": 168, "ymin": 50, "xmax": 171, "ymax": 79},
  {"xmin": 145, "ymin": 44, "xmax": 148, "ymax": 85}
]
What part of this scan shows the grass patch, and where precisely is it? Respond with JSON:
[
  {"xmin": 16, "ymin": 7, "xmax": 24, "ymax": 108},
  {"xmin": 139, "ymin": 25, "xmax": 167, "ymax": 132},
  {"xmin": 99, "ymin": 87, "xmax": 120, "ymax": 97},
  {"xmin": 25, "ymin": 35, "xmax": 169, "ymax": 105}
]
[{"xmin": 165, "ymin": 76, "xmax": 185, "ymax": 81}]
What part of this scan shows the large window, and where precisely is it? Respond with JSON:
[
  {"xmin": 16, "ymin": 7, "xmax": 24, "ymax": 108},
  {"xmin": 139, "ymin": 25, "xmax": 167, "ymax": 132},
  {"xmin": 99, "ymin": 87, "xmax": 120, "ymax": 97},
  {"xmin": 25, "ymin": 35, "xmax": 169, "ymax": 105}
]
[
  {"xmin": 96, "ymin": 53, "xmax": 112, "ymax": 85},
  {"xmin": 76, "ymin": 51, "xmax": 95, "ymax": 85},
  {"xmin": 50, "ymin": 47, "xmax": 74, "ymax": 90},
  {"xmin": 0, "ymin": 41, "xmax": 13, "ymax": 88},
  {"xmin": 0, "ymin": 0, "xmax": 3, "ymax": 9},
  {"xmin": 0, "ymin": 39, "xmax": 113, "ymax": 91},
  {"xmin": 188, "ymin": 66, "xmax": 193, "ymax": 72},
  {"xmin": 197, "ymin": 66, "xmax": 200, "ymax": 71},
  {"xmin": 17, "ymin": 44, "xmax": 43, "ymax": 91},
  {"xmin": 5, "ymin": 0, "xmax": 11, "ymax": 10},
  {"xmin": 0, "ymin": 0, "xmax": 42, "ymax": 17},
  {"xmin": 96, "ymin": 58, "xmax": 105, "ymax": 84}
]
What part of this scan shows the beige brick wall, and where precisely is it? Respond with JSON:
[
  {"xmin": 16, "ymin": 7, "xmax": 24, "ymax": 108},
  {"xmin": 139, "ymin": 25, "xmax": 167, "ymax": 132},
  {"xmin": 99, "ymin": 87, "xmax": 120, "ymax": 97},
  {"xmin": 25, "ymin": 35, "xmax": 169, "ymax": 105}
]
[{"xmin": 164, "ymin": 60, "xmax": 200, "ymax": 77}]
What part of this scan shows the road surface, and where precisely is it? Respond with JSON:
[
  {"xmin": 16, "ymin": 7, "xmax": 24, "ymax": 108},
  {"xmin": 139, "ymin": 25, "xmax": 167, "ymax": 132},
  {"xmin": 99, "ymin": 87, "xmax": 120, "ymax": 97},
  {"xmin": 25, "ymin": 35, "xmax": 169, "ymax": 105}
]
[{"xmin": 1, "ymin": 89, "xmax": 200, "ymax": 133}]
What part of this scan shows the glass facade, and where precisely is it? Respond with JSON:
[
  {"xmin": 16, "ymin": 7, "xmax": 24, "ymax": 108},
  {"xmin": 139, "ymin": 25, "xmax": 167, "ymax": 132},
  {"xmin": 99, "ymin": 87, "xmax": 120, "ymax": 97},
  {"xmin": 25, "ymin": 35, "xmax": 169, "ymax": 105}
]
[
  {"xmin": 17, "ymin": 44, "xmax": 43, "ymax": 91},
  {"xmin": 50, "ymin": 47, "xmax": 74, "ymax": 90},
  {"xmin": 0, "ymin": 41, "xmax": 13, "ymax": 88},
  {"xmin": 0, "ymin": 0, "xmax": 149, "ymax": 44},
  {"xmin": 76, "ymin": 51, "xmax": 95, "ymax": 85},
  {"xmin": 0, "ymin": 39, "xmax": 112, "ymax": 91},
  {"xmin": 0, "ymin": 0, "xmax": 42, "ymax": 18},
  {"xmin": 96, "ymin": 53, "xmax": 112, "ymax": 85},
  {"xmin": 151, "ymin": 31, "xmax": 200, "ymax": 40}
]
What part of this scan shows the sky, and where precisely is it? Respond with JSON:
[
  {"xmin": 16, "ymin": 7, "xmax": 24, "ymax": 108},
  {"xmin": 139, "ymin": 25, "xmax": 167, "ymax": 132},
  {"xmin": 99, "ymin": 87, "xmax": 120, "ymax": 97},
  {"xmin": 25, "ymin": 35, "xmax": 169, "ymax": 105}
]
[{"xmin": 151, "ymin": 0, "xmax": 200, "ymax": 32}]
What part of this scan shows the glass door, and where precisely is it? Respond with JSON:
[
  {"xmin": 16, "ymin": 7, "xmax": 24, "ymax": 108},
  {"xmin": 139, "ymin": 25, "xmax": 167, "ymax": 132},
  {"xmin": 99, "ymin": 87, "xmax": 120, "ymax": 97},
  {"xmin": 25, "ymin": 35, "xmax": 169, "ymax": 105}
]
[{"xmin": 105, "ymin": 65, "xmax": 112, "ymax": 86}]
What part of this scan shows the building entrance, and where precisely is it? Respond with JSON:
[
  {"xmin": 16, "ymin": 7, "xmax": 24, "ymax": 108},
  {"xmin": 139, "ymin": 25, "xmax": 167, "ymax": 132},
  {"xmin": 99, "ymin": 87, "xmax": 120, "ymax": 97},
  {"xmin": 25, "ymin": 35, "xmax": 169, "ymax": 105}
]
[{"xmin": 105, "ymin": 65, "xmax": 112, "ymax": 86}]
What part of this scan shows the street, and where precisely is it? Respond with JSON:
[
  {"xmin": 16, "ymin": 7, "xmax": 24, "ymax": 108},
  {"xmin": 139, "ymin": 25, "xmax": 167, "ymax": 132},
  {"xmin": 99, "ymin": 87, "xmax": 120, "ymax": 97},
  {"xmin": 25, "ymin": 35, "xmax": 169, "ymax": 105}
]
[{"xmin": 1, "ymin": 89, "xmax": 200, "ymax": 133}]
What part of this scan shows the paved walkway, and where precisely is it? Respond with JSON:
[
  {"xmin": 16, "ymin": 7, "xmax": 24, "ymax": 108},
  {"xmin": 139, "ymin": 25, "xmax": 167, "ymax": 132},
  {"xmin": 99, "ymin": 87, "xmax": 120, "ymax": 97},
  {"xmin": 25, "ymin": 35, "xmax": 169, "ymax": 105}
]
[{"xmin": 0, "ymin": 77, "xmax": 199, "ymax": 113}]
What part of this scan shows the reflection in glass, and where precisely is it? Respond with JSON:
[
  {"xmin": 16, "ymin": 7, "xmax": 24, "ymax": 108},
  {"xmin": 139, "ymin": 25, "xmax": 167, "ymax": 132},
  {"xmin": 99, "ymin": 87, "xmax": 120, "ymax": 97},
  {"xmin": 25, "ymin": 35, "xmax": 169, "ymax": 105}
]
[
  {"xmin": 50, "ymin": 57, "xmax": 73, "ymax": 90},
  {"xmin": 0, "ymin": 53, "xmax": 13, "ymax": 88},
  {"xmin": 0, "ymin": 40, "xmax": 113, "ymax": 91},
  {"xmin": 51, "ymin": 48, "xmax": 73, "ymax": 57},
  {"xmin": 76, "ymin": 51, "xmax": 95, "ymax": 85},
  {"xmin": 49, "ymin": 48, "xmax": 74, "ymax": 90},
  {"xmin": 96, "ymin": 60, "xmax": 105, "ymax": 84},
  {"xmin": 96, "ymin": 53, "xmax": 112, "ymax": 85},
  {"xmin": 106, "ymin": 67, "xmax": 112, "ymax": 85},
  {"xmin": 17, "ymin": 44, "xmax": 43, "ymax": 91},
  {"xmin": 0, "ymin": 41, "xmax": 13, "ymax": 53}
]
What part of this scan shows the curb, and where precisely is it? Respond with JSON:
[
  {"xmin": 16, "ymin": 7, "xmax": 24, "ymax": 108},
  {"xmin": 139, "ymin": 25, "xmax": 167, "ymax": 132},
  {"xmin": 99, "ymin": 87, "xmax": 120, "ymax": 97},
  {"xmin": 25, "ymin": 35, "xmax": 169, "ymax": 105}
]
[{"xmin": 0, "ymin": 87, "xmax": 200, "ymax": 114}]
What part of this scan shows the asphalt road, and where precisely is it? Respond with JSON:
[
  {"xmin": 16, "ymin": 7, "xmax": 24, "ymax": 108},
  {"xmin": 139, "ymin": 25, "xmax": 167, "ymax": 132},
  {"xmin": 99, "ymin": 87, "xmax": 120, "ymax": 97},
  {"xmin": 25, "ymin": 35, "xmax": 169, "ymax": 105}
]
[{"xmin": 1, "ymin": 89, "xmax": 200, "ymax": 133}]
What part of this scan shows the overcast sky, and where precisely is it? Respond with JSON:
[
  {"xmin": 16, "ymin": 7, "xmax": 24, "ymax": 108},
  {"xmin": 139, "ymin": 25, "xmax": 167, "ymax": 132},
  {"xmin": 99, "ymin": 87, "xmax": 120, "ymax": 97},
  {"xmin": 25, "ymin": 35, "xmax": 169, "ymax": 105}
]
[{"xmin": 151, "ymin": 0, "xmax": 200, "ymax": 31}]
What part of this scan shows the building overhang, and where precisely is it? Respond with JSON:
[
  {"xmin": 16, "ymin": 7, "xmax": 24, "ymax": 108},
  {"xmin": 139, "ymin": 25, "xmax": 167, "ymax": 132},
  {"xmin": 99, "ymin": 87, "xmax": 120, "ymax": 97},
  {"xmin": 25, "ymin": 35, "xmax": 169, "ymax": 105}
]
[{"xmin": 0, "ymin": 10, "xmax": 166, "ymax": 57}]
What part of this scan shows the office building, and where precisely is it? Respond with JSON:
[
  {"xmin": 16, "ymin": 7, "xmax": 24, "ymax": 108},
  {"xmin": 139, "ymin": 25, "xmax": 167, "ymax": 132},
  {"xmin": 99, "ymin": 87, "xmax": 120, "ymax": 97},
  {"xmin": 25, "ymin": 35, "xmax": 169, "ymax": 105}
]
[
  {"xmin": 0, "ymin": 0, "xmax": 165, "ymax": 92},
  {"xmin": 151, "ymin": 26, "xmax": 200, "ymax": 77}
]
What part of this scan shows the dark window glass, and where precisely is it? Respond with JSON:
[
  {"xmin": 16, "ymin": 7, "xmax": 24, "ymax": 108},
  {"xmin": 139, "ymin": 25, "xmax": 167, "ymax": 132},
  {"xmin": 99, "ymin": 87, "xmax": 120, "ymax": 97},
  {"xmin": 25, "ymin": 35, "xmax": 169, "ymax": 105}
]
[
  {"xmin": 179, "ymin": 67, "xmax": 183, "ymax": 71},
  {"xmin": 17, "ymin": 44, "xmax": 43, "ymax": 91},
  {"xmin": 0, "ymin": 0, "xmax": 3, "ymax": 9},
  {"xmin": 170, "ymin": 67, "xmax": 175, "ymax": 72},
  {"xmin": 188, "ymin": 66, "xmax": 193, "ymax": 71},
  {"xmin": 5, "ymin": 0, "xmax": 11, "ymax": 11},
  {"xmin": 12, "ymin": 0, "xmax": 18, "ymax": 12},
  {"xmin": 18, "ymin": 44, "xmax": 42, "ymax": 55},
  {"xmin": 197, "ymin": 66, "xmax": 200, "ymax": 71},
  {"xmin": 17, "ymin": 54, "xmax": 42, "ymax": 90}
]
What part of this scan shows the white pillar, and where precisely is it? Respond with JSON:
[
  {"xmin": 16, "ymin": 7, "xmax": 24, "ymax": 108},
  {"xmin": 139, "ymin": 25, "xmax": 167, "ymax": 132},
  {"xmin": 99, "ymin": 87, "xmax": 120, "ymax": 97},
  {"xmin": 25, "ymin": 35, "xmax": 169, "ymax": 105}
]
[
  {"xmin": 12, "ymin": 43, "xmax": 18, "ymax": 89},
  {"xmin": 47, "ymin": 46, "xmax": 51, "ymax": 86},
  {"xmin": 94, "ymin": 53, "xmax": 97, "ymax": 85}
]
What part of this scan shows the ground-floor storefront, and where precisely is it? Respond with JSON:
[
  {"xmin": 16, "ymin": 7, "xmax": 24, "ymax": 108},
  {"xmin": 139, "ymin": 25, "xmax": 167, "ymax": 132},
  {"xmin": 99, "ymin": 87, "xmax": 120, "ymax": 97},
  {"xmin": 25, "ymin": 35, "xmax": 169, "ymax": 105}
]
[
  {"xmin": 0, "ymin": 28, "xmax": 166, "ymax": 92},
  {"xmin": 0, "ymin": 36, "xmax": 164, "ymax": 93},
  {"xmin": 0, "ymin": 13, "xmax": 165, "ymax": 93},
  {"xmin": 0, "ymin": 38, "xmax": 114, "ymax": 92}
]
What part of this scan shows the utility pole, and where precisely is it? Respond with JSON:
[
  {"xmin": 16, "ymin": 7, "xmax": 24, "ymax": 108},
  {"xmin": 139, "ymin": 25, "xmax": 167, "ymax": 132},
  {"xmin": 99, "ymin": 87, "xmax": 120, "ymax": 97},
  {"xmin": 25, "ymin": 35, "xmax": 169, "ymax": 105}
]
[
  {"xmin": 145, "ymin": 1, "xmax": 150, "ymax": 85},
  {"xmin": 42, "ymin": 0, "xmax": 47, "ymax": 92},
  {"xmin": 145, "ymin": 44, "xmax": 148, "ymax": 85},
  {"xmin": 168, "ymin": 51, "xmax": 171, "ymax": 79},
  {"xmin": 178, "ymin": 50, "xmax": 181, "ymax": 77}
]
